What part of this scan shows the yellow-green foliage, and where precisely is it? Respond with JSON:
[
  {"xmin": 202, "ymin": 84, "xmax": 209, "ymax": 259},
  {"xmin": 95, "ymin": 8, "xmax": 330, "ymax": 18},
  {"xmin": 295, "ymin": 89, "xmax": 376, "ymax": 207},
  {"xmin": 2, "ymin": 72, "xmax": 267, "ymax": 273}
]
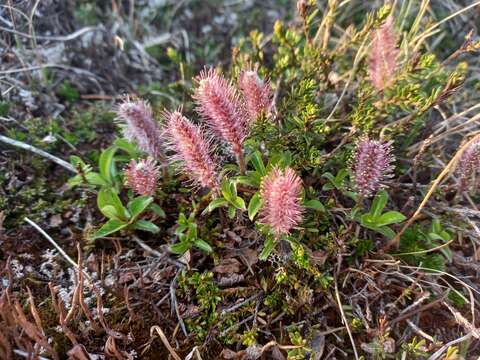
[{"xmin": 232, "ymin": 2, "xmax": 468, "ymax": 169}]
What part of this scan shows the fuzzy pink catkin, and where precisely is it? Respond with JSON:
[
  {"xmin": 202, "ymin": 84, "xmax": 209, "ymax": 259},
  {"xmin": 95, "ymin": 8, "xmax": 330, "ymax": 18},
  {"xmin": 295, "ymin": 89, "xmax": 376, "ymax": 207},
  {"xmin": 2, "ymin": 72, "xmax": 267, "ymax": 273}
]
[
  {"xmin": 351, "ymin": 138, "xmax": 394, "ymax": 197},
  {"xmin": 260, "ymin": 167, "xmax": 303, "ymax": 237},
  {"xmin": 368, "ymin": 16, "xmax": 399, "ymax": 91},
  {"xmin": 124, "ymin": 158, "xmax": 159, "ymax": 196},
  {"xmin": 194, "ymin": 68, "xmax": 247, "ymax": 156},
  {"xmin": 456, "ymin": 139, "xmax": 480, "ymax": 191},
  {"xmin": 239, "ymin": 69, "xmax": 272, "ymax": 123},
  {"xmin": 116, "ymin": 98, "xmax": 163, "ymax": 159},
  {"xmin": 164, "ymin": 110, "xmax": 219, "ymax": 190}
]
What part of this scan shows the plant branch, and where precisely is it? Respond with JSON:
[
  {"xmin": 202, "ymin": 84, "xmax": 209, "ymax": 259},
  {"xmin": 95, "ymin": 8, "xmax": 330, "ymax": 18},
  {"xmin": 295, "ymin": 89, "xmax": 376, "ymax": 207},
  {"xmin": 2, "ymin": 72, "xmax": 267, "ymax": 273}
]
[{"xmin": 0, "ymin": 134, "xmax": 76, "ymax": 173}]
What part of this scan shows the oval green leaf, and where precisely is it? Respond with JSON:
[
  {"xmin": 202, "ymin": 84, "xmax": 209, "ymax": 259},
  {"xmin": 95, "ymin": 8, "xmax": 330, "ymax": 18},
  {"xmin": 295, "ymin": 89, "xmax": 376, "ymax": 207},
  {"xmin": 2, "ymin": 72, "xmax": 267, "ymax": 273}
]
[{"xmin": 248, "ymin": 192, "xmax": 263, "ymax": 221}]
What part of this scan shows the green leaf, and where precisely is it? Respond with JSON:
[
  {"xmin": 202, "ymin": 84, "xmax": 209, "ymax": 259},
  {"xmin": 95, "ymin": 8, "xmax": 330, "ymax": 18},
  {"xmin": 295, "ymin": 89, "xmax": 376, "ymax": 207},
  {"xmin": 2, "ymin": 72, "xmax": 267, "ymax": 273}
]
[
  {"xmin": 186, "ymin": 223, "xmax": 198, "ymax": 239},
  {"xmin": 428, "ymin": 231, "xmax": 451, "ymax": 242},
  {"xmin": 250, "ymin": 151, "xmax": 266, "ymax": 176},
  {"xmin": 132, "ymin": 219, "xmax": 160, "ymax": 233},
  {"xmin": 322, "ymin": 172, "xmax": 336, "ymax": 183},
  {"xmin": 431, "ymin": 218, "xmax": 441, "ymax": 234},
  {"xmin": 194, "ymin": 239, "xmax": 213, "ymax": 253},
  {"xmin": 428, "ymin": 233, "xmax": 444, "ymax": 241},
  {"xmin": 335, "ymin": 169, "xmax": 348, "ymax": 183},
  {"xmin": 85, "ymin": 172, "xmax": 109, "ymax": 187},
  {"xmin": 98, "ymin": 146, "xmax": 117, "ymax": 184},
  {"xmin": 92, "ymin": 219, "xmax": 127, "ymax": 239},
  {"xmin": 227, "ymin": 206, "xmax": 236, "ymax": 219},
  {"xmin": 127, "ymin": 196, "xmax": 154, "ymax": 220},
  {"xmin": 175, "ymin": 224, "xmax": 188, "ymax": 236},
  {"xmin": 248, "ymin": 192, "xmax": 263, "ymax": 221},
  {"xmin": 70, "ymin": 156, "xmax": 92, "ymax": 173},
  {"xmin": 230, "ymin": 196, "xmax": 246, "ymax": 211},
  {"xmin": 350, "ymin": 206, "xmax": 362, "ymax": 221},
  {"xmin": 440, "ymin": 247, "xmax": 453, "ymax": 263},
  {"xmin": 149, "ymin": 203, "xmax": 166, "ymax": 218},
  {"xmin": 114, "ymin": 138, "xmax": 140, "ymax": 158},
  {"xmin": 374, "ymin": 226, "xmax": 396, "ymax": 239},
  {"xmin": 259, "ymin": 236, "xmax": 276, "ymax": 261},
  {"xmin": 304, "ymin": 199, "xmax": 325, "ymax": 212},
  {"xmin": 345, "ymin": 191, "xmax": 358, "ymax": 201},
  {"xmin": 376, "ymin": 211, "xmax": 406, "ymax": 227},
  {"xmin": 360, "ymin": 213, "xmax": 376, "ymax": 227},
  {"xmin": 439, "ymin": 230, "xmax": 451, "ymax": 241},
  {"xmin": 170, "ymin": 241, "xmax": 191, "ymax": 255},
  {"xmin": 68, "ymin": 175, "xmax": 83, "ymax": 187},
  {"xmin": 221, "ymin": 180, "xmax": 237, "ymax": 202},
  {"xmin": 68, "ymin": 159, "xmax": 104, "ymax": 188},
  {"xmin": 236, "ymin": 175, "xmax": 258, "ymax": 187},
  {"xmin": 100, "ymin": 205, "xmax": 120, "ymax": 220},
  {"xmin": 97, "ymin": 188, "xmax": 129, "ymax": 220},
  {"xmin": 208, "ymin": 198, "xmax": 229, "ymax": 212},
  {"xmin": 322, "ymin": 183, "xmax": 335, "ymax": 191},
  {"xmin": 268, "ymin": 151, "xmax": 292, "ymax": 168},
  {"xmin": 177, "ymin": 213, "xmax": 188, "ymax": 225},
  {"xmin": 370, "ymin": 190, "xmax": 389, "ymax": 218},
  {"xmin": 70, "ymin": 155, "xmax": 84, "ymax": 167},
  {"xmin": 322, "ymin": 170, "xmax": 348, "ymax": 190}
]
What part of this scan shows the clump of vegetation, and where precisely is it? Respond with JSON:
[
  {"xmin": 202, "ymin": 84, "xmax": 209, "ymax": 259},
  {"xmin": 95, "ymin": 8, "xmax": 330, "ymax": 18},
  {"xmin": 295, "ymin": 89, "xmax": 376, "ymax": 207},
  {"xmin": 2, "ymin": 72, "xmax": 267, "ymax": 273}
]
[{"xmin": 2, "ymin": 1, "xmax": 480, "ymax": 359}]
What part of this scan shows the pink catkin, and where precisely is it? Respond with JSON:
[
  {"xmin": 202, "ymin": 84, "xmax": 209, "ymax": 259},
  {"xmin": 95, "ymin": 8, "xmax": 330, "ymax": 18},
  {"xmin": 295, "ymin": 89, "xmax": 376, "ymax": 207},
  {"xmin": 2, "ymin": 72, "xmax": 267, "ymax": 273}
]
[
  {"xmin": 164, "ymin": 110, "xmax": 219, "ymax": 190},
  {"xmin": 194, "ymin": 68, "xmax": 247, "ymax": 156},
  {"xmin": 368, "ymin": 16, "xmax": 399, "ymax": 91},
  {"xmin": 260, "ymin": 167, "xmax": 303, "ymax": 237},
  {"xmin": 456, "ymin": 139, "xmax": 480, "ymax": 191},
  {"xmin": 238, "ymin": 69, "xmax": 272, "ymax": 123},
  {"xmin": 116, "ymin": 98, "xmax": 164, "ymax": 159},
  {"xmin": 124, "ymin": 158, "xmax": 159, "ymax": 196},
  {"xmin": 351, "ymin": 138, "xmax": 395, "ymax": 197}
]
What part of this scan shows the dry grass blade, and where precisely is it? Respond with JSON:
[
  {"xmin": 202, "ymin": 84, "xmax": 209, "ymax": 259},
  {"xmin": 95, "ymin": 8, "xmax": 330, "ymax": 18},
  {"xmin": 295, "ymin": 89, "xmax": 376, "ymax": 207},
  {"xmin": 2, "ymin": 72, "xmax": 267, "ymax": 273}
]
[
  {"xmin": 150, "ymin": 325, "xmax": 182, "ymax": 360},
  {"xmin": 12, "ymin": 300, "xmax": 58, "ymax": 360},
  {"xmin": 0, "ymin": 25, "xmax": 100, "ymax": 41},
  {"xmin": 385, "ymin": 133, "xmax": 480, "ymax": 250},
  {"xmin": 334, "ymin": 257, "xmax": 359, "ymax": 360},
  {"xmin": 0, "ymin": 134, "xmax": 76, "ymax": 173},
  {"xmin": 412, "ymin": 1, "xmax": 480, "ymax": 52},
  {"xmin": 24, "ymin": 217, "xmax": 91, "ymax": 281},
  {"xmin": 442, "ymin": 301, "xmax": 480, "ymax": 339},
  {"xmin": 427, "ymin": 333, "xmax": 472, "ymax": 360},
  {"xmin": 326, "ymin": 37, "xmax": 368, "ymax": 122},
  {"xmin": 392, "ymin": 239, "xmax": 454, "ymax": 256},
  {"xmin": 104, "ymin": 336, "xmax": 129, "ymax": 360}
]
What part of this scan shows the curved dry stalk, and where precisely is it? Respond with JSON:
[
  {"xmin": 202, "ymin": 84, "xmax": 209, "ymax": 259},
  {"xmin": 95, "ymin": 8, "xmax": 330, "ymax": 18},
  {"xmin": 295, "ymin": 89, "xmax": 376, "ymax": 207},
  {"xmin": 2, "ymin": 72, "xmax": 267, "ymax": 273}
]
[
  {"xmin": 0, "ymin": 25, "xmax": 100, "ymax": 42},
  {"xmin": 0, "ymin": 134, "xmax": 75, "ymax": 173},
  {"xmin": 408, "ymin": 115, "xmax": 480, "ymax": 155},
  {"xmin": 170, "ymin": 272, "xmax": 187, "ymax": 336},
  {"xmin": 334, "ymin": 256, "xmax": 359, "ymax": 360},
  {"xmin": 384, "ymin": 133, "xmax": 480, "ymax": 250},
  {"xmin": 412, "ymin": 1, "xmax": 480, "ymax": 53},
  {"xmin": 24, "ymin": 217, "xmax": 92, "ymax": 281},
  {"xmin": 150, "ymin": 325, "xmax": 182, "ymax": 360},
  {"xmin": 392, "ymin": 239, "xmax": 454, "ymax": 256},
  {"xmin": 442, "ymin": 301, "xmax": 480, "ymax": 339},
  {"xmin": 333, "ymin": 278, "xmax": 359, "ymax": 360},
  {"xmin": 427, "ymin": 333, "xmax": 472, "ymax": 360},
  {"xmin": 397, "ymin": 265, "xmax": 480, "ymax": 298},
  {"xmin": 326, "ymin": 37, "xmax": 368, "ymax": 122}
]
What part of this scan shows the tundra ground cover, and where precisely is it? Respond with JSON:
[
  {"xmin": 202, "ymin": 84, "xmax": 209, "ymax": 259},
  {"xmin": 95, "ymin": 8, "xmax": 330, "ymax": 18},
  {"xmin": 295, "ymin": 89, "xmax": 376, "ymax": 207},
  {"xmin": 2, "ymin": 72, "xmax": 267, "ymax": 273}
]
[{"xmin": 1, "ymin": 1, "xmax": 480, "ymax": 359}]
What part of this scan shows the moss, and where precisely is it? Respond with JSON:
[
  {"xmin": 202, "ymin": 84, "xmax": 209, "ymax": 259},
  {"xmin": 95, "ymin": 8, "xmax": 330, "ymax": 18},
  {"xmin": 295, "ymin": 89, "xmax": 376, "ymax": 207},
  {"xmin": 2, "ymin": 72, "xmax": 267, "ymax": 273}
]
[
  {"xmin": 178, "ymin": 271, "xmax": 222, "ymax": 341},
  {"xmin": 56, "ymin": 81, "xmax": 81, "ymax": 103},
  {"xmin": 0, "ymin": 101, "xmax": 10, "ymax": 117},
  {"xmin": 0, "ymin": 104, "xmax": 115, "ymax": 226}
]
